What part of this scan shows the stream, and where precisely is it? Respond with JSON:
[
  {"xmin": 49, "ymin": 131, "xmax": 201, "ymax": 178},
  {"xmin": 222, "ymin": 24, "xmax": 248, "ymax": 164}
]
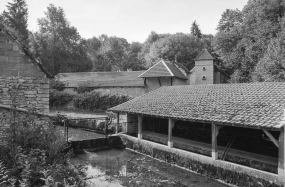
[{"xmin": 71, "ymin": 149, "xmax": 230, "ymax": 187}]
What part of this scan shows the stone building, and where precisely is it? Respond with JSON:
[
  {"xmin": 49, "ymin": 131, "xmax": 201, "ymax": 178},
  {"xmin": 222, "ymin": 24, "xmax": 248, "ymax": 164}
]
[
  {"xmin": 0, "ymin": 22, "xmax": 52, "ymax": 145},
  {"xmin": 58, "ymin": 49, "xmax": 228, "ymax": 96}
]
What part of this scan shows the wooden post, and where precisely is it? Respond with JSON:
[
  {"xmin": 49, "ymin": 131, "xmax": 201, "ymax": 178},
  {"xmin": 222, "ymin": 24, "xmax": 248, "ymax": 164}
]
[
  {"xmin": 168, "ymin": 118, "xmax": 174, "ymax": 148},
  {"xmin": 138, "ymin": 115, "xmax": 143, "ymax": 139},
  {"xmin": 116, "ymin": 113, "xmax": 120, "ymax": 134},
  {"xmin": 278, "ymin": 127, "xmax": 284, "ymax": 181},
  {"xmin": 105, "ymin": 117, "xmax": 108, "ymax": 138},
  {"xmin": 212, "ymin": 123, "xmax": 219, "ymax": 160}
]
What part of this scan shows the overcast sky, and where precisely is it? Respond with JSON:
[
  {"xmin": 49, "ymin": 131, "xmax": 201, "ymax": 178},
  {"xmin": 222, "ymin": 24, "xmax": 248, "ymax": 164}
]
[{"xmin": 0, "ymin": 0, "xmax": 248, "ymax": 43}]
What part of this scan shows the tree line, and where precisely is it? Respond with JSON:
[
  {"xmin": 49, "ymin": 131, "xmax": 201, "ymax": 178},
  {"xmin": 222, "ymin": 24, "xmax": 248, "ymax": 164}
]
[{"xmin": 1, "ymin": 0, "xmax": 285, "ymax": 82}]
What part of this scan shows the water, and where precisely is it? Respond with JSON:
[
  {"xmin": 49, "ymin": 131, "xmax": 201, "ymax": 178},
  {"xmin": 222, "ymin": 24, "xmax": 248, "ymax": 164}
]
[{"xmin": 71, "ymin": 149, "xmax": 229, "ymax": 187}]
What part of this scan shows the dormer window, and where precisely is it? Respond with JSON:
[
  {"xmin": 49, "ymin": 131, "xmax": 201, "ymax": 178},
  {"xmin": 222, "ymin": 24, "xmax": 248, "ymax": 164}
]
[
  {"xmin": 203, "ymin": 67, "xmax": 206, "ymax": 71},
  {"xmin": 202, "ymin": 76, "xmax": 206, "ymax": 80}
]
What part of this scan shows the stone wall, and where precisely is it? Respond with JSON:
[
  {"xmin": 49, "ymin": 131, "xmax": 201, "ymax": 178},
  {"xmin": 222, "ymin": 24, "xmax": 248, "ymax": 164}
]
[
  {"xmin": 0, "ymin": 76, "xmax": 49, "ymax": 113},
  {"xmin": 0, "ymin": 106, "xmax": 51, "ymax": 145},
  {"xmin": 0, "ymin": 29, "xmax": 50, "ymax": 145}
]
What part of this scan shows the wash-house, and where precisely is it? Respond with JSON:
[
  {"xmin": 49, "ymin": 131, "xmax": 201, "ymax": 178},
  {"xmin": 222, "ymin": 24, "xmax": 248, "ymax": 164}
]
[{"xmin": 109, "ymin": 82, "xmax": 285, "ymax": 183}]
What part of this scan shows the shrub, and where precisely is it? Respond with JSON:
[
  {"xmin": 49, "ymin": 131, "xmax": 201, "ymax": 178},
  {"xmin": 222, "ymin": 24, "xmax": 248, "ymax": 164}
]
[
  {"xmin": 50, "ymin": 79, "xmax": 66, "ymax": 91},
  {"xmin": 0, "ymin": 111, "xmax": 87, "ymax": 186},
  {"xmin": 49, "ymin": 90, "xmax": 74, "ymax": 108},
  {"xmin": 76, "ymin": 82, "xmax": 94, "ymax": 94},
  {"xmin": 73, "ymin": 91, "xmax": 132, "ymax": 112}
]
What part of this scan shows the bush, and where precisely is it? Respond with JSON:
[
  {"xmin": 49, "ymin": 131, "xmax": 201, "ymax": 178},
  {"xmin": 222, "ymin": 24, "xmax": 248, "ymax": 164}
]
[
  {"xmin": 49, "ymin": 89, "xmax": 74, "ymax": 108},
  {"xmin": 76, "ymin": 82, "xmax": 94, "ymax": 94},
  {"xmin": 0, "ymin": 111, "xmax": 87, "ymax": 186},
  {"xmin": 50, "ymin": 79, "xmax": 66, "ymax": 91},
  {"xmin": 73, "ymin": 91, "xmax": 132, "ymax": 112}
]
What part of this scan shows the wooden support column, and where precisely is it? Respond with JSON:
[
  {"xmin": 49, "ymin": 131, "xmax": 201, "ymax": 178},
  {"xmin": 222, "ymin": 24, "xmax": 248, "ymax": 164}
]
[
  {"xmin": 115, "ymin": 113, "xmax": 119, "ymax": 133},
  {"xmin": 168, "ymin": 118, "xmax": 174, "ymax": 148},
  {"xmin": 138, "ymin": 115, "xmax": 143, "ymax": 139},
  {"xmin": 212, "ymin": 123, "xmax": 219, "ymax": 160},
  {"xmin": 278, "ymin": 127, "xmax": 284, "ymax": 181}
]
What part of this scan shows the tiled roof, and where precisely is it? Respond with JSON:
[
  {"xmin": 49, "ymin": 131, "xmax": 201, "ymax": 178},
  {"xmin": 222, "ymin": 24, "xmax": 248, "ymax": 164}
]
[
  {"xmin": 57, "ymin": 71, "xmax": 145, "ymax": 87},
  {"xmin": 139, "ymin": 60, "xmax": 187, "ymax": 80},
  {"xmin": 195, "ymin": 49, "xmax": 214, "ymax": 61},
  {"xmin": 109, "ymin": 82, "xmax": 285, "ymax": 130},
  {"xmin": 0, "ymin": 21, "xmax": 53, "ymax": 78}
]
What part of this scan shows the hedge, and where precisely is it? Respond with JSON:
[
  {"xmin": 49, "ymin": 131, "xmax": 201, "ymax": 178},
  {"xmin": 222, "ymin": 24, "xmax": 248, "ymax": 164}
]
[{"xmin": 73, "ymin": 91, "xmax": 132, "ymax": 112}]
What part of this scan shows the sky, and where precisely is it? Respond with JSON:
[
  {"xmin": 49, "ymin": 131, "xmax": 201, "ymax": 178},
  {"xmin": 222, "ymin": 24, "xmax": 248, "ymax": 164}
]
[{"xmin": 0, "ymin": 0, "xmax": 248, "ymax": 43}]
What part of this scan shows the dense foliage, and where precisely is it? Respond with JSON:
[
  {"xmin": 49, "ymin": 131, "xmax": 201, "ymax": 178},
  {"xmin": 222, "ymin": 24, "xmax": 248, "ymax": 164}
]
[
  {"xmin": 1, "ymin": 0, "xmax": 29, "ymax": 45},
  {"xmin": 49, "ymin": 90, "xmax": 74, "ymax": 108},
  {"xmin": 73, "ymin": 91, "xmax": 132, "ymax": 112},
  {"xmin": 213, "ymin": 0, "xmax": 285, "ymax": 82},
  {"xmin": 29, "ymin": 4, "xmax": 93, "ymax": 75},
  {"xmin": 0, "ymin": 112, "xmax": 86, "ymax": 186},
  {"xmin": 2, "ymin": 0, "xmax": 285, "ymax": 82}
]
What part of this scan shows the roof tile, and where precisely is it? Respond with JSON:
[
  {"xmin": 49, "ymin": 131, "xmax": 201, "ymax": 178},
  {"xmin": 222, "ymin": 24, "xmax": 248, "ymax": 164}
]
[{"xmin": 109, "ymin": 82, "xmax": 285, "ymax": 130}]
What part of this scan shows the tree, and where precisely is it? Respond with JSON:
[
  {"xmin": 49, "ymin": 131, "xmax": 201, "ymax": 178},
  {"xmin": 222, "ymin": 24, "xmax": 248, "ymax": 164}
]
[
  {"xmin": 190, "ymin": 21, "xmax": 202, "ymax": 39},
  {"xmin": 2, "ymin": 0, "xmax": 29, "ymax": 44},
  {"xmin": 30, "ymin": 4, "xmax": 92, "ymax": 75},
  {"xmin": 213, "ymin": 0, "xmax": 285, "ymax": 82},
  {"xmin": 253, "ymin": 37, "xmax": 285, "ymax": 82},
  {"xmin": 217, "ymin": 9, "xmax": 243, "ymax": 32},
  {"xmin": 141, "ymin": 33, "xmax": 204, "ymax": 69}
]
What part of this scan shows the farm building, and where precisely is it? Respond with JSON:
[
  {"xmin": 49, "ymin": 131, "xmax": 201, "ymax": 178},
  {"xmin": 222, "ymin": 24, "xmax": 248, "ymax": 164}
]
[
  {"xmin": 0, "ymin": 21, "xmax": 52, "ymax": 145},
  {"xmin": 109, "ymin": 82, "xmax": 285, "ymax": 184},
  {"xmin": 57, "ymin": 49, "xmax": 228, "ymax": 97}
]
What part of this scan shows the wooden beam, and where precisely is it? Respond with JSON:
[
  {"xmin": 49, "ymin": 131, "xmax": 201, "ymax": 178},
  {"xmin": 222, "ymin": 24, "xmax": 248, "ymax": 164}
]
[
  {"xmin": 263, "ymin": 129, "xmax": 279, "ymax": 148},
  {"xmin": 158, "ymin": 77, "xmax": 161, "ymax": 86},
  {"xmin": 212, "ymin": 122, "xmax": 219, "ymax": 160},
  {"xmin": 278, "ymin": 127, "xmax": 284, "ymax": 181},
  {"xmin": 168, "ymin": 118, "xmax": 174, "ymax": 148},
  {"xmin": 170, "ymin": 77, "xmax": 173, "ymax": 86},
  {"xmin": 116, "ymin": 112, "xmax": 119, "ymax": 134},
  {"xmin": 138, "ymin": 115, "xmax": 143, "ymax": 139}
]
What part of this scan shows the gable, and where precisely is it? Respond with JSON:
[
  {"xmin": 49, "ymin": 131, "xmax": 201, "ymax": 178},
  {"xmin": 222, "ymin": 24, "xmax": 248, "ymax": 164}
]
[
  {"xmin": 139, "ymin": 60, "xmax": 187, "ymax": 80},
  {"xmin": 0, "ymin": 22, "xmax": 52, "ymax": 78}
]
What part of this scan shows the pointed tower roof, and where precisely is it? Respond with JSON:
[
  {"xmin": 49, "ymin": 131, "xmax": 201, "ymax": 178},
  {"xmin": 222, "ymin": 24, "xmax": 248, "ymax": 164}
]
[
  {"xmin": 194, "ymin": 49, "xmax": 214, "ymax": 61},
  {"xmin": 138, "ymin": 59, "xmax": 187, "ymax": 79}
]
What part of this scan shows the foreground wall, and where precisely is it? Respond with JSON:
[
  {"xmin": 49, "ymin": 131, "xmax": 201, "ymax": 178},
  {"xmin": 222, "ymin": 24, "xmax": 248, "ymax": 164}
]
[
  {"xmin": 0, "ymin": 106, "xmax": 50, "ymax": 145},
  {"xmin": 119, "ymin": 134, "xmax": 282, "ymax": 186}
]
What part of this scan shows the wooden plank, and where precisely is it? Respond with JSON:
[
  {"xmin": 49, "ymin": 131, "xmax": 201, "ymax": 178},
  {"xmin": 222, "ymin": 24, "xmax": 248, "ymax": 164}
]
[
  {"xmin": 212, "ymin": 122, "xmax": 218, "ymax": 160},
  {"xmin": 263, "ymin": 129, "xmax": 279, "ymax": 148}
]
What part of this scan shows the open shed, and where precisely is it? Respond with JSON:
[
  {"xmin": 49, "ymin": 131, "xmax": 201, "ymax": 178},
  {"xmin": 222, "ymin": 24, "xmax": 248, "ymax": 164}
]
[{"xmin": 109, "ymin": 82, "xmax": 285, "ymax": 182}]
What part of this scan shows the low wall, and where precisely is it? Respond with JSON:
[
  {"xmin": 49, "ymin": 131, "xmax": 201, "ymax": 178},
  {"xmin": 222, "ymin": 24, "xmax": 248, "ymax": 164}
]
[
  {"xmin": 142, "ymin": 131, "xmax": 277, "ymax": 173},
  {"xmin": 0, "ymin": 105, "xmax": 51, "ymax": 145},
  {"xmin": 119, "ymin": 134, "xmax": 282, "ymax": 186}
]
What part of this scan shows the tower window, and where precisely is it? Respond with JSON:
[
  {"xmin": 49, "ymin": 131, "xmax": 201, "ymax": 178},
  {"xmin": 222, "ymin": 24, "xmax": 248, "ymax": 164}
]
[
  {"xmin": 202, "ymin": 76, "xmax": 206, "ymax": 80},
  {"xmin": 203, "ymin": 67, "xmax": 206, "ymax": 71}
]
